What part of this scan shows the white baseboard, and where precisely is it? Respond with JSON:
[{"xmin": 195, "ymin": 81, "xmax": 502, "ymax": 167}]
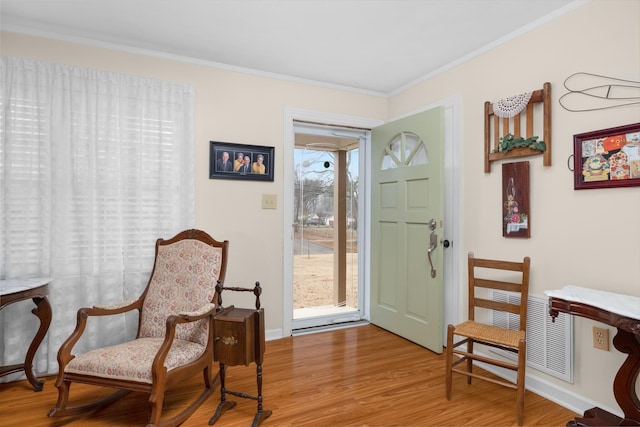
[
  {"xmin": 474, "ymin": 356, "xmax": 623, "ymax": 419},
  {"xmin": 265, "ymin": 328, "xmax": 284, "ymax": 341},
  {"xmin": 266, "ymin": 320, "xmax": 368, "ymax": 340}
]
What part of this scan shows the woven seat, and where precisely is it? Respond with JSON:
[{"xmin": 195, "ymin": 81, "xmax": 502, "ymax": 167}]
[
  {"xmin": 452, "ymin": 320, "xmax": 525, "ymax": 348},
  {"xmin": 445, "ymin": 252, "xmax": 531, "ymax": 426}
]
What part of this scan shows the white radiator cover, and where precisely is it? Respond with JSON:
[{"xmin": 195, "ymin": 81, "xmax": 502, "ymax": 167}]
[{"xmin": 491, "ymin": 291, "xmax": 573, "ymax": 383}]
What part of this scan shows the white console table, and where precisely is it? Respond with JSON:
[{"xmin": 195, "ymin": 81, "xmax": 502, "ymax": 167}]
[
  {"xmin": 545, "ymin": 286, "xmax": 640, "ymax": 426},
  {"xmin": 0, "ymin": 277, "xmax": 52, "ymax": 391}
]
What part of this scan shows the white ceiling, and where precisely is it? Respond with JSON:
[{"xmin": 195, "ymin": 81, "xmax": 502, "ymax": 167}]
[{"xmin": 1, "ymin": 0, "xmax": 583, "ymax": 95}]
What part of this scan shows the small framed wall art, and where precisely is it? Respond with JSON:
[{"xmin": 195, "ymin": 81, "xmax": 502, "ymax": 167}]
[
  {"xmin": 209, "ymin": 141, "xmax": 275, "ymax": 182},
  {"xmin": 502, "ymin": 161, "xmax": 530, "ymax": 238},
  {"xmin": 573, "ymin": 123, "xmax": 640, "ymax": 190}
]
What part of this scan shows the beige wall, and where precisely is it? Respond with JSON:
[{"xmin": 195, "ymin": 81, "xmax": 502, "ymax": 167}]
[
  {"xmin": 389, "ymin": 0, "xmax": 640, "ymax": 414},
  {"xmin": 0, "ymin": 30, "xmax": 388, "ymax": 330},
  {"xmin": 1, "ymin": 0, "xmax": 638, "ymax": 416}
]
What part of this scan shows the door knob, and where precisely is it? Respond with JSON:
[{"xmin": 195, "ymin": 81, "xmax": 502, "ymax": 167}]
[
  {"xmin": 441, "ymin": 239, "xmax": 450, "ymax": 248},
  {"xmin": 427, "ymin": 222, "xmax": 437, "ymax": 278}
]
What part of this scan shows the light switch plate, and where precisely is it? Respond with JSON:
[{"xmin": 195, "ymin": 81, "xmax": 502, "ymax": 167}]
[{"xmin": 262, "ymin": 194, "xmax": 277, "ymax": 209}]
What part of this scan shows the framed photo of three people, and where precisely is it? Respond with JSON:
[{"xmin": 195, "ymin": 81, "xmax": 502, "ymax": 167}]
[{"xmin": 209, "ymin": 141, "xmax": 274, "ymax": 182}]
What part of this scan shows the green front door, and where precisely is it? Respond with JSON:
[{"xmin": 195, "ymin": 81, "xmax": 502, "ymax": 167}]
[{"xmin": 370, "ymin": 107, "xmax": 445, "ymax": 353}]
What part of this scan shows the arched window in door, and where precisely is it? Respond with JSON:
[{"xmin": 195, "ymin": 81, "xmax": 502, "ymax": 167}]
[{"xmin": 381, "ymin": 131, "xmax": 428, "ymax": 170}]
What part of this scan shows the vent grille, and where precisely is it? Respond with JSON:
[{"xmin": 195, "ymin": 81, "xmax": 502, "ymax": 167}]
[{"xmin": 491, "ymin": 291, "xmax": 573, "ymax": 383}]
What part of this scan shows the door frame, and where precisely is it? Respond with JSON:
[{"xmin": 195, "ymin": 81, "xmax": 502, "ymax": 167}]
[
  {"xmin": 291, "ymin": 122, "xmax": 369, "ymax": 330},
  {"xmin": 283, "ymin": 99, "xmax": 460, "ymax": 343},
  {"xmin": 283, "ymin": 108, "xmax": 382, "ymax": 336}
]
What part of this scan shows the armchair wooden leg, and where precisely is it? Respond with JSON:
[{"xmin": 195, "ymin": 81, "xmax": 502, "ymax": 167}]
[
  {"xmin": 151, "ymin": 365, "xmax": 217, "ymax": 427},
  {"xmin": 49, "ymin": 379, "xmax": 129, "ymax": 417},
  {"xmin": 48, "ymin": 379, "xmax": 71, "ymax": 417},
  {"xmin": 147, "ymin": 393, "xmax": 164, "ymax": 427}
]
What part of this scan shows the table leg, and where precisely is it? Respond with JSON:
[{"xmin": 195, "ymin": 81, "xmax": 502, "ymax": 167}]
[
  {"xmin": 612, "ymin": 327, "xmax": 640, "ymax": 424},
  {"xmin": 567, "ymin": 327, "xmax": 640, "ymax": 426},
  {"xmin": 209, "ymin": 363, "xmax": 236, "ymax": 426},
  {"xmin": 252, "ymin": 362, "xmax": 272, "ymax": 427},
  {"xmin": 567, "ymin": 407, "xmax": 623, "ymax": 427},
  {"xmin": 24, "ymin": 296, "xmax": 52, "ymax": 391}
]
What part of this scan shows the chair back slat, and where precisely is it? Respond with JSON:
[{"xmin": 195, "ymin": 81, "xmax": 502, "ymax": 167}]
[
  {"xmin": 474, "ymin": 278, "xmax": 522, "ymax": 293},
  {"xmin": 473, "ymin": 258, "xmax": 526, "ymax": 272},
  {"xmin": 467, "ymin": 252, "xmax": 530, "ymax": 331},
  {"xmin": 474, "ymin": 298, "xmax": 521, "ymax": 315}
]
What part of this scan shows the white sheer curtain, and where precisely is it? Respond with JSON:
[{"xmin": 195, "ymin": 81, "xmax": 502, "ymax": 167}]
[{"xmin": 0, "ymin": 56, "xmax": 195, "ymax": 381}]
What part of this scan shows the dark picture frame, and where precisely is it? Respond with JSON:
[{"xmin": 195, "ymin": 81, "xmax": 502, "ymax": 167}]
[
  {"xmin": 502, "ymin": 161, "xmax": 530, "ymax": 238},
  {"xmin": 573, "ymin": 123, "xmax": 640, "ymax": 190},
  {"xmin": 209, "ymin": 141, "xmax": 274, "ymax": 181}
]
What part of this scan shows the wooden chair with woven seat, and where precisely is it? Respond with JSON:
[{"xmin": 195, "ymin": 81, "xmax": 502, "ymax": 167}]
[
  {"xmin": 445, "ymin": 252, "xmax": 531, "ymax": 426},
  {"xmin": 48, "ymin": 229, "xmax": 229, "ymax": 427}
]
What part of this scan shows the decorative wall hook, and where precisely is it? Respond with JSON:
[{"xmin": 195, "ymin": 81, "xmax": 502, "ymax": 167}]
[
  {"xmin": 567, "ymin": 154, "xmax": 574, "ymax": 172},
  {"xmin": 559, "ymin": 72, "xmax": 640, "ymax": 112}
]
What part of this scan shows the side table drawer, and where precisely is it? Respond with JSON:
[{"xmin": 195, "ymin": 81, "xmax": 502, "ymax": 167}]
[{"xmin": 214, "ymin": 308, "xmax": 256, "ymax": 366}]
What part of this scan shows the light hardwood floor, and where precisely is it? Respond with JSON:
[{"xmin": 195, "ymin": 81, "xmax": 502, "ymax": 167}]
[{"xmin": 0, "ymin": 324, "xmax": 578, "ymax": 426}]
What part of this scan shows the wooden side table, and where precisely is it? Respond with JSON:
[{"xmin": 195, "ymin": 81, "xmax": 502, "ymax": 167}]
[
  {"xmin": 547, "ymin": 286, "xmax": 640, "ymax": 426},
  {"xmin": 209, "ymin": 282, "xmax": 272, "ymax": 427},
  {"xmin": 0, "ymin": 277, "xmax": 52, "ymax": 391}
]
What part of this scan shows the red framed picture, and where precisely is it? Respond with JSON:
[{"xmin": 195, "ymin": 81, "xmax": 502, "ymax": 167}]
[{"xmin": 573, "ymin": 123, "xmax": 640, "ymax": 190}]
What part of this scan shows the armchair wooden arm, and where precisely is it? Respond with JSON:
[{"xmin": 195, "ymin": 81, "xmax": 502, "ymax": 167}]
[
  {"xmin": 154, "ymin": 303, "xmax": 219, "ymax": 374},
  {"xmin": 93, "ymin": 297, "xmax": 142, "ymax": 311},
  {"xmin": 56, "ymin": 298, "xmax": 145, "ymax": 376}
]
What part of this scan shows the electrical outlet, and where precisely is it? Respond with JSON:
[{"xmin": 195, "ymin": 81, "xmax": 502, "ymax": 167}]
[
  {"xmin": 261, "ymin": 194, "xmax": 277, "ymax": 209},
  {"xmin": 592, "ymin": 326, "xmax": 609, "ymax": 351}
]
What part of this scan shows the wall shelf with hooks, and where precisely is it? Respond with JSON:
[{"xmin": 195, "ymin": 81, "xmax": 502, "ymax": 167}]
[{"xmin": 484, "ymin": 82, "xmax": 552, "ymax": 173}]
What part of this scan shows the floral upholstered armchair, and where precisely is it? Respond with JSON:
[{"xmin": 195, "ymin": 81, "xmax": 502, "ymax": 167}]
[{"xmin": 48, "ymin": 229, "xmax": 229, "ymax": 427}]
